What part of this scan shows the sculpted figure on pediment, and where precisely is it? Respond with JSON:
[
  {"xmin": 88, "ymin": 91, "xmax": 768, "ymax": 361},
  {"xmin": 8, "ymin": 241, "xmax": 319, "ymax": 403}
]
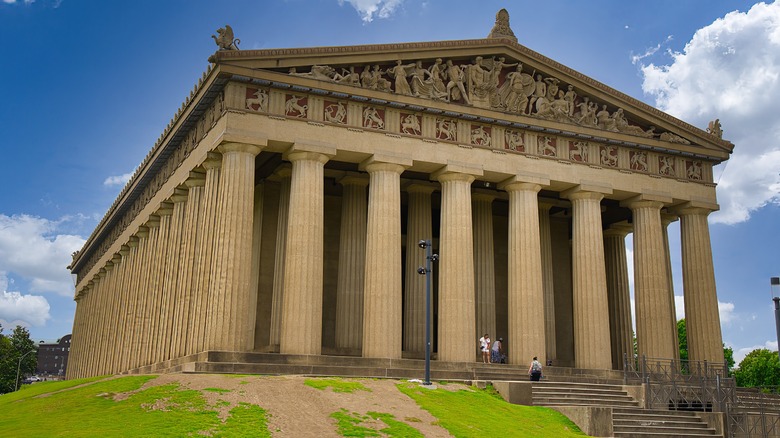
[
  {"xmin": 535, "ymin": 96, "xmax": 555, "ymax": 119},
  {"xmin": 388, "ymin": 60, "xmax": 417, "ymax": 96},
  {"xmin": 597, "ymin": 105, "xmax": 618, "ymax": 131},
  {"xmin": 445, "ymin": 60, "xmax": 470, "ymax": 104},
  {"xmin": 290, "ymin": 65, "xmax": 337, "ymax": 81},
  {"xmin": 496, "ymin": 64, "xmax": 534, "ymax": 114},
  {"xmin": 564, "ymin": 85, "xmax": 577, "ymax": 116},
  {"xmin": 372, "ymin": 65, "xmax": 392, "ymax": 92},
  {"xmin": 576, "ymin": 97, "xmax": 598, "ymax": 127},
  {"xmin": 660, "ymin": 131, "xmax": 691, "ymax": 145},
  {"xmin": 545, "ymin": 77, "xmax": 560, "ymax": 101},
  {"xmin": 707, "ymin": 118, "xmax": 723, "ymax": 138},
  {"xmin": 528, "ymin": 75, "xmax": 547, "ymax": 115},
  {"xmin": 333, "ymin": 66, "xmax": 360, "ymax": 86},
  {"xmin": 466, "ymin": 57, "xmax": 496, "ymax": 107},
  {"xmin": 212, "ymin": 25, "xmax": 239, "ymax": 51},
  {"xmin": 550, "ymin": 91, "xmax": 572, "ymax": 122}
]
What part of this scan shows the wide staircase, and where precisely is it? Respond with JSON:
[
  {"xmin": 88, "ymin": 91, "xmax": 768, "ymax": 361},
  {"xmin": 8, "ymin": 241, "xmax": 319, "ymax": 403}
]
[{"xmin": 528, "ymin": 381, "xmax": 722, "ymax": 437}]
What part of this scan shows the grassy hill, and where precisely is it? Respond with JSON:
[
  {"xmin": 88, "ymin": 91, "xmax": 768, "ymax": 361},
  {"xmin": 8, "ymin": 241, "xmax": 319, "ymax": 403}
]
[{"xmin": 0, "ymin": 374, "xmax": 585, "ymax": 437}]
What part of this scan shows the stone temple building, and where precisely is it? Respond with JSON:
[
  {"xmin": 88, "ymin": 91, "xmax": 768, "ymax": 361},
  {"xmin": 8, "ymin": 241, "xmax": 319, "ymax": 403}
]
[{"xmin": 66, "ymin": 11, "xmax": 733, "ymax": 379}]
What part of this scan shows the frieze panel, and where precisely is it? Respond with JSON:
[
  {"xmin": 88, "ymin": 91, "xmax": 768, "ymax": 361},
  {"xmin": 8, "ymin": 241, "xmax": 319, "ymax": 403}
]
[
  {"xmin": 686, "ymin": 160, "xmax": 703, "ymax": 181},
  {"xmin": 568, "ymin": 141, "xmax": 588, "ymax": 162},
  {"xmin": 470, "ymin": 125, "xmax": 491, "ymax": 147},
  {"xmin": 324, "ymin": 100, "xmax": 347, "ymax": 124},
  {"xmin": 504, "ymin": 129, "xmax": 524, "ymax": 152},
  {"xmin": 285, "ymin": 94, "xmax": 308, "ymax": 118},
  {"xmin": 363, "ymin": 106, "xmax": 385, "ymax": 130},
  {"xmin": 629, "ymin": 151, "xmax": 648, "ymax": 172},
  {"xmin": 436, "ymin": 118, "xmax": 457, "ymax": 141},
  {"xmin": 538, "ymin": 135, "xmax": 557, "ymax": 157},
  {"xmin": 659, "ymin": 156, "xmax": 675, "ymax": 177},
  {"xmin": 400, "ymin": 113, "xmax": 421, "ymax": 136},
  {"xmin": 245, "ymin": 87, "xmax": 269, "ymax": 112},
  {"xmin": 600, "ymin": 145, "xmax": 618, "ymax": 167}
]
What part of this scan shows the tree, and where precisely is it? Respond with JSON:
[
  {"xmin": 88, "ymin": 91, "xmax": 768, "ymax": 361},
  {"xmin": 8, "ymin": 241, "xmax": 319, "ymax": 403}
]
[
  {"xmin": 676, "ymin": 319, "xmax": 735, "ymax": 371},
  {"xmin": 734, "ymin": 349, "xmax": 780, "ymax": 388},
  {"xmin": 0, "ymin": 324, "xmax": 38, "ymax": 394}
]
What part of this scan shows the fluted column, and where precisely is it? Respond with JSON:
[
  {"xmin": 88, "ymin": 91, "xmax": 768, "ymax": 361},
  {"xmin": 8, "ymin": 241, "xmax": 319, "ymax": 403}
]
[
  {"xmin": 502, "ymin": 179, "xmax": 546, "ymax": 365},
  {"xmin": 106, "ymin": 253, "xmax": 125, "ymax": 374},
  {"xmin": 472, "ymin": 191, "xmax": 496, "ymax": 345},
  {"xmin": 435, "ymin": 170, "xmax": 477, "ymax": 363},
  {"xmin": 564, "ymin": 188, "xmax": 612, "ymax": 370},
  {"xmin": 66, "ymin": 292, "xmax": 84, "ymax": 379},
  {"xmin": 403, "ymin": 183, "xmax": 436, "ymax": 354},
  {"xmin": 129, "ymin": 226, "xmax": 151, "ymax": 370},
  {"xmin": 149, "ymin": 203, "xmax": 173, "ymax": 364},
  {"xmin": 161, "ymin": 188, "xmax": 187, "ymax": 360},
  {"xmin": 334, "ymin": 174, "xmax": 368, "ymax": 351},
  {"xmin": 538, "ymin": 201, "xmax": 556, "ymax": 362},
  {"xmin": 118, "ymin": 238, "xmax": 140, "ymax": 372},
  {"xmin": 280, "ymin": 149, "xmax": 331, "ymax": 355},
  {"xmin": 139, "ymin": 216, "xmax": 160, "ymax": 367},
  {"xmin": 661, "ymin": 213, "xmax": 681, "ymax": 361},
  {"xmin": 604, "ymin": 225, "xmax": 633, "ymax": 369},
  {"xmin": 677, "ymin": 205, "xmax": 724, "ymax": 365},
  {"xmin": 192, "ymin": 153, "xmax": 220, "ymax": 354},
  {"xmin": 362, "ymin": 160, "xmax": 407, "ymax": 359},
  {"xmin": 625, "ymin": 198, "xmax": 676, "ymax": 360},
  {"xmin": 207, "ymin": 142, "xmax": 263, "ymax": 352},
  {"xmin": 270, "ymin": 166, "xmax": 292, "ymax": 347}
]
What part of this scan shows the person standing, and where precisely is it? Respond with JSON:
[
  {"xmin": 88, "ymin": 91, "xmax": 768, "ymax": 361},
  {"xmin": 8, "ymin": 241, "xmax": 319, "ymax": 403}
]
[
  {"xmin": 491, "ymin": 338, "xmax": 503, "ymax": 364},
  {"xmin": 529, "ymin": 356, "xmax": 543, "ymax": 381},
  {"xmin": 478, "ymin": 333, "xmax": 491, "ymax": 363}
]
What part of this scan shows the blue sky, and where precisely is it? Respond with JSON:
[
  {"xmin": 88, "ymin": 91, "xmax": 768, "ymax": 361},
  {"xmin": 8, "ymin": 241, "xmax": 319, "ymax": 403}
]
[{"xmin": 1, "ymin": 0, "xmax": 778, "ymax": 366}]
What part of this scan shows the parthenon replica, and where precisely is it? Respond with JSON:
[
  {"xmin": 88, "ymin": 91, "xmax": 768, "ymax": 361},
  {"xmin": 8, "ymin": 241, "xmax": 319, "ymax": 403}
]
[{"xmin": 66, "ymin": 10, "xmax": 733, "ymax": 379}]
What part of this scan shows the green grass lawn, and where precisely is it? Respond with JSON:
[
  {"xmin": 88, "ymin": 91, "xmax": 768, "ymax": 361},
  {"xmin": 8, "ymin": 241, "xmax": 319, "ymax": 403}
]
[{"xmin": 1, "ymin": 376, "xmax": 586, "ymax": 437}]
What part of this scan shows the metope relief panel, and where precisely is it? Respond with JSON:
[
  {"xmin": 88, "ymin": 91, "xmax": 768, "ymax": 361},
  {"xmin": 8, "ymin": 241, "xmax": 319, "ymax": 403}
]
[
  {"xmin": 245, "ymin": 87, "xmax": 269, "ymax": 113},
  {"xmin": 362, "ymin": 106, "xmax": 385, "ymax": 130},
  {"xmin": 285, "ymin": 94, "xmax": 308, "ymax": 118},
  {"xmin": 658, "ymin": 155, "xmax": 675, "ymax": 177},
  {"xmin": 324, "ymin": 100, "xmax": 347, "ymax": 125},
  {"xmin": 568, "ymin": 141, "xmax": 588, "ymax": 162},
  {"xmin": 470, "ymin": 125, "xmax": 492, "ymax": 147},
  {"xmin": 504, "ymin": 130, "xmax": 524, "ymax": 152},
  {"xmin": 401, "ymin": 113, "xmax": 422, "ymax": 136},
  {"xmin": 685, "ymin": 160, "xmax": 703, "ymax": 181},
  {"xmin": 599, "ymin": 145, "xmax": 618, "ymax": 168},
  {"xmin": 629, "ymin": 151, "xmax": 648, "ymax": 172},
  {"xmin": 538, "ymin": 135, "xmax": 557, "ymax": 157},
  {"xmin": 435, "ymin": 118, "xmax": 457, "ymax": 142}
]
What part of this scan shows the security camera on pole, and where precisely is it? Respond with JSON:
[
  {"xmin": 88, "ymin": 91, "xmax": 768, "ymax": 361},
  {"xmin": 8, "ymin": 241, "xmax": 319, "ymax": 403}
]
[{"xmin": 771, "ymin": 277, "xmax": 780, "ymax": 362}]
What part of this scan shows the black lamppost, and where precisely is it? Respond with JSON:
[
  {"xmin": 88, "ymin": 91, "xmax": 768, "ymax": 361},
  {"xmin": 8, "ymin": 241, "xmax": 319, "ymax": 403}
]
[
  {"xmin": 771, "ymin": 277, "xmax": 780, "ymax": 362},
  {"xmin": 15, "ymin": 349, "xmax": 36, "ymax": 391},
  {"xmin": 417, "ymin": 239, "xmax": 438, "ymax": 386}
]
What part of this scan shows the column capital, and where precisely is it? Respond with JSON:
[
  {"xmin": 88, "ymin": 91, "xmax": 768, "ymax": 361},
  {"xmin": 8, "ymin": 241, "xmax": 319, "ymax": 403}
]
[
  {"xmin": 156, "ymin": 201, "xmax": 174, "ymax": 216},
  {"xmin": 202, "ymin": 151, "xmax": 222, "ymax": 170},
  {"xmin": 672, "ymin": 200, "xmax": 719, "ymax": 216},
  {"xmin": 217, "ymin": 141, "xmax": 264, "ymax": 156},
  {"xmin": 360, "ymin": 152, "xmax": 413, "ymax": 171},
  {"xmin": 498, "ymin": 172, "xmax": 550, "ymax": 190},
  {"xmin": 145, "ymin": 215, "xmax": 161, "ymax": 228},
  {"xmin": 184, "ymin": 171, "xmax": 206, "ymax": 188},
  {"xmin": 500, "ymin": 181, "xmax": 542, "ymax": 193},
  {"xmin": 620, "ymin": 192, "xmax": 672, "ymax": 210},
  {"xmin": 266, "ymin": 163, "xmax": 292, "ymax": 181},
  {"xmin": 285, "ymin": 150, "xmax": 331, "ymax": 165},
  {"xmin": 433, "ymin": 171, "xmax": 476, "ymax": 184},
  {"xmin": 404, "ymin": 181, "xmax": 438, "ymax": 195},
  {"xmin": 338, "ymin": 172, "xmax": 369, "ymax": 187},
  {"xmin": 603, "ymin": 223, "xmax": 632, "ymax": 238},
  {"xmin": 136, "ymin": 226, "xmax": 149, "ymax": 239},
  {"xmin": 362, "ymin": 161, "xmax": 406, "ymax": 175},
  {"xmin": 127, "ymin": 236, "xmax": 139, "ymax": 248},
  {"xmin": 431, "ymin": 162, "xmax": 483, "ymax": 181},
  {"xmin": 284, "ymin": 139, "xmax": 336, "ymax": 160},
  {"xmin": 562, "ymin": 182, "xmax": 612, "ymax": 200},
  {"xmin": 104, "ymin": 261, "xmax": 115, "ymax": 272},
  {"xmin": 472, "ymin": 189, "xmax": 496, "ymax": 202},
  {"xmin": 170, "ymin": 186, "xmax": 189, "ymax": 203},
  {"xmin": 660, "ymin": 212, "xmax": 679, "ymax": 227}
]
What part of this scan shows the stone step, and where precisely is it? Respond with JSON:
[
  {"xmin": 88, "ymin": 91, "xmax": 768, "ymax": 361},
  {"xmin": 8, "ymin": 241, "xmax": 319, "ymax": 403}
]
[
  {"xmin": 613, "ymin": 408, "xmax": 701, "ymax": 417},
  {"xmin": 613, "ymin": 417, "xmax": 712, "ymax": 428},
  {"xmin": 534, "ymin": 386, "xmax": 629, "ymax": 395},
  {"xmin": 536, "ymin": 399, "xmax": 639, "ymax": 408},
  {"xmin": 532, "ymin": 381, "xmax": 628, "ymax": 391},
  {"xmin": 614, "ymin": 425, "xmax": 718, "ymax": 435},
  {"xmin": 613, "ymin": 432, "xmax": 720, "ymax": 438},
  {"xmin": 535, "ymin": 392, "xmax": 635, "ymax": 402}
]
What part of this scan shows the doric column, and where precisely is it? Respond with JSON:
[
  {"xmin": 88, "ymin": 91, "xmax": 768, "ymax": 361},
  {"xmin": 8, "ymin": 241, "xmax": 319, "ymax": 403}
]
[
  {"xmin": 334, "ymin": 174, "xmax": 368, "ymax": 351},
  {"xmin": 98, "ymin": 260, "xmax": 117, "ymax": 375},
  {"xmin": 118, "ymin": 238, "xmax": 140, "ymax": 372},
  {"xmin": 66, "ymin": 292, "xmax": 84, "ymax": 379},
  {"xmin": 403, "ymin": 183, "xmax": 436, "ymax": 354},
  {"xmin": 662, "ymin": 213, "xmax": 681, "ymax": 361},
  {"xmin": 270, "ymin": 165, "xmax": 292, "ymax": 347},
  {"xmin": 563, "ymin": 187, "xmax": 612, "ymax": 370},
  {"xmin": 129, "ymin": 226, "xmax": 151, "ymax": 370},
  {"xmin": 623, "ymin": 196, "xmax": 676, "ymax": 361},
  {"xmin": 538, "ymin": 201, "xmax": 556, "ymax": 362},
  {"xmin": 604, "ymin": 224, "xmax": 633, "ymax": 369},
  {"xmin": 207, "ymin": 141, "xmax": 263, "ymax": 352},
  {"xmin": 677, "ymin": 204, "xmax": 724, "ymax": 365},
  {"xmin": 501, "ymin": 177, "xmax": 547, "ymax": 365},
  {"xmin": 362, "ymin": 157, "xmax": 409, "ymax": 359},
  {"xmin": 106, "ymin": 252, "xmax": 125, "ymax": 374},
  {"xmin": 138, "ymin": 216, "xmax": 160, "ymax": 367},
  {"xmin": 472, "ymin": 191, "xmax": 496, "ymax": 346},
  {"xmin": 149, "ymin": 202, "xmax": 173, "ymax": 365},
  {"xmin": 280, "ymin": 143, "xmax": 334, "ymax": 355},
  {"xmin": 192, "ymin": 153, "xmax": 220, "ymax": 355},
  {"xmin": 89, "ymin": 272, "xmax": 105, "ymax": 376},
  {"xmin": 161, "ymin": 187, "xmax": 187, "ymax": 360},
  {"xmin": 435, "ymin": 166, "xmax": 480, "ymax": 363}
]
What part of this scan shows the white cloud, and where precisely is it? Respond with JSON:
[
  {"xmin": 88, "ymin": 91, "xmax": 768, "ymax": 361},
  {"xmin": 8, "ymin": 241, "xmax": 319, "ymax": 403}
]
[
  {"xmin": 0, "ymin": 214, "xmax": 85, "ymax": 297},
  {"xmin": 670, "ymin": 294, "xmax": 736, "ymax": 324},
  {"xmin": 338, "ymin": 0, "xmax": 404, "ymax": 23},
  {"xmin": 0, "ymin": 289, "xmax": 51, "ymax": 328},
  {"xmin": 103, "ymin": 172, "xmax": 133, "ymax": 187},
  {"xmin": 630, "ymin": 35, "xmax": 673, "ymax": 65},
  {"xmin": 732, "ymin": 340, "xmax": 779, "ymax": 367},
  {"xmin": 640, "ymin": 2, "xmax": 780, "ymax": 224}
]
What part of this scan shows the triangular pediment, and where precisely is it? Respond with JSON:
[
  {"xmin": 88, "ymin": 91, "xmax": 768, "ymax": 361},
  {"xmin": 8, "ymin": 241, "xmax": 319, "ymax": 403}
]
[{"xmin": 210, "ymin": 37, "xmax": 733, "ymax": 162}]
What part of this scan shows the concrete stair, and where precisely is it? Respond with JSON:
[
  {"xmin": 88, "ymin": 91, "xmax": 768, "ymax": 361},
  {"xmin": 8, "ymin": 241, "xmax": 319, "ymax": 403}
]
[
  {"xmin": 612, "ymin": 408, "xmax": 720, "ymax": 437},
  {"xmin": 532, "ymin": 381, "xmax": 639, "ymax": 408}
]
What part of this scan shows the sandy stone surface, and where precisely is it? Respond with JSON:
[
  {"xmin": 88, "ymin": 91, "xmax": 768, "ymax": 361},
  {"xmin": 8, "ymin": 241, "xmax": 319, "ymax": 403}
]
[{"xmin": 127, "ymin": 374, "xmax": 457, "ymax": 437}]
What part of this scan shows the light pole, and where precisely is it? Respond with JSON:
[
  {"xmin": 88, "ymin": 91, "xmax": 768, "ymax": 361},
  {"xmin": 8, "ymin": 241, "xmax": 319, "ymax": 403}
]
[
  {"xmin": 15, "ymin": 349, "xmax": 36, "ymax": 391},
  {"xmin": 771, "ymin": 277, "xmax": 780, "ymax": 362},
  {"xmin": 417, "ymin": 239, "xmax": 438, "ymax": 386}
]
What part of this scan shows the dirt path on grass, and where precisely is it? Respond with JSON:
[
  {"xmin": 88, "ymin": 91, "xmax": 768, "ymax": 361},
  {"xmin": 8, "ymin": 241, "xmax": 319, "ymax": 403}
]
[{"xmin": 133, "ymin": 374, "xmax": 455, "ymax": 437}]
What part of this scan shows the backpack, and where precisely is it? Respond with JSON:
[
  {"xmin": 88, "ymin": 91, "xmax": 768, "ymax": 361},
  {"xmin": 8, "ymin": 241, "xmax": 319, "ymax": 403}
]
[{"xmin": 531, "ymin": 361, "xmax": 542, "ymax": 372}]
